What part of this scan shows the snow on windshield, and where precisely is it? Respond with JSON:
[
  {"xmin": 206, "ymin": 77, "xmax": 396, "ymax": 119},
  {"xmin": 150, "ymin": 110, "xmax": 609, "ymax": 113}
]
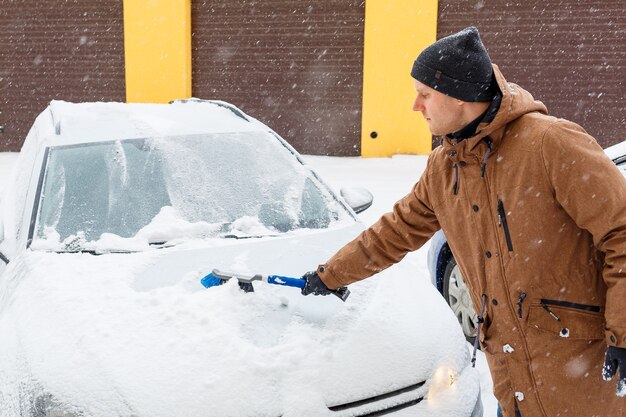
[{"xmin": 31, "ymin": 132, "xmax": 351, "ymax": 251}]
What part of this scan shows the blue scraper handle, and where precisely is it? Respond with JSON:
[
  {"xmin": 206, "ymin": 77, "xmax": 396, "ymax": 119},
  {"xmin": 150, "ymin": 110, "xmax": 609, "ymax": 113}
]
[
  {"xmin": 267, "ymin": 275, "xmax": 306, "ymax": 288},
  {"xmin": 267, "ymin": 275, "xmax": 350, "ymax": 301}
]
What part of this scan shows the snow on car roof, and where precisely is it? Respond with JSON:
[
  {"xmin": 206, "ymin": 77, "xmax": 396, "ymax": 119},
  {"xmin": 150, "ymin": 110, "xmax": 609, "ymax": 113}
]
[
  {"xmin": 47, "ymin": 99, "xmax": 266, "ymax": 145},
  {"xmin": 604, "ymin": 139, "xmax": 626, "ymax": 161}
]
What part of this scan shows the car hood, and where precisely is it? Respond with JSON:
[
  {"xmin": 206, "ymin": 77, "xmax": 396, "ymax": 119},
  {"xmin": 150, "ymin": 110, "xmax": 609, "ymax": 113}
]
[{"xmin": 0, "ymin": 223, "xmax": 471, "ymax": 416}]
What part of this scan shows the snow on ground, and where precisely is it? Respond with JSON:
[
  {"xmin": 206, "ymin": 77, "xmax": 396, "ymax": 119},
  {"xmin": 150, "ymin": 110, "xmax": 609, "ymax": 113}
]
[{"xmin": 0, "ymin": 151, "xmax": 497, "ymax": 415}]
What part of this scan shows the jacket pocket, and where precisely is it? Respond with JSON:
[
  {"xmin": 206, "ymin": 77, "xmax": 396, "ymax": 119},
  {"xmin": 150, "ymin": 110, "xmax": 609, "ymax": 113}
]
[
  {"xmin": 497, "ymin": 199, "xmax": 513, "ymax": 252},
  {"xmin": 527, "ymin": 300, "xmax": 605, "ymax": 340}
]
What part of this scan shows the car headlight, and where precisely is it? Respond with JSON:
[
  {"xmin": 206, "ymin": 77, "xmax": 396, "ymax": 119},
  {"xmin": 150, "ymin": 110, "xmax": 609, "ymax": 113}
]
[
  {"xmin": 427, "ymin": 364, "xmax": 483, "ymax": 416},
  {"xmin": 427, "ymin": 365, "xmax": 457, "ymax": 401}
]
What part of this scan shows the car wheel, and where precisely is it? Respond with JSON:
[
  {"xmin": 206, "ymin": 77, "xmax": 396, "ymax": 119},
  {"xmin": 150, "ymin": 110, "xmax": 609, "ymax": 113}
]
[{"xmin": 443, "ymin": 256, "xmax": 478, "ymax": 344}]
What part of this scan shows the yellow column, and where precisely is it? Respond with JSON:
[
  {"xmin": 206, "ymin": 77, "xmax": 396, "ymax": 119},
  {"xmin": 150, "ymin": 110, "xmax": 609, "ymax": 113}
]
[
  {"xmin": 361, "ymin": 0, "xmax": 438, "ymax": 157},
  {"xmin": 123, "ymin": 0, "xmax": 191, "ymax": 103}
]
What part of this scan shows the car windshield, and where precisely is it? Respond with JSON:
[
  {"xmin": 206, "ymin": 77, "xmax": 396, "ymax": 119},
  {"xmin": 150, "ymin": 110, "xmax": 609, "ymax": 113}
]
[{"xmin": 31, "ymin": 132, "xmax": 351, "ymax": 252}]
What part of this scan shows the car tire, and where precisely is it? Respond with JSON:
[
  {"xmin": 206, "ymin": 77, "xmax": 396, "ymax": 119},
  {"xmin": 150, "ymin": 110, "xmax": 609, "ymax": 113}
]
[{"xmin": 442, "ymin": 256, "xmax": 478, "ymax": 344}]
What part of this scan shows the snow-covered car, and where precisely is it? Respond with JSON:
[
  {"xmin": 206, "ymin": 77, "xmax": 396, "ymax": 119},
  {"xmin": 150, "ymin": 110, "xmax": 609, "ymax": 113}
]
[
  {"xmin": 0, "ymin": 99, "xmax": 482, "ymax": 417},
  {"xmin": 428, "ymin": 139, "xmax": 626, "ymax": 343}
]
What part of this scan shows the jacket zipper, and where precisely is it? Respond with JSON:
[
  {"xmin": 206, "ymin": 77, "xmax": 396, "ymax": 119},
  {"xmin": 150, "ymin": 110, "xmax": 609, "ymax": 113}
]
[
  {"xmin": 452, "ymin": 163, "xmax": 459, "ymax": 195},
  {"xmin": 497, "ymin": 199, "xmax": 514, "ymax": 251},
  {"xmin": 540, "ymin": 298, "xmax": 601, "ymax": 313},
  {"xmin": 540, "ymin": 302, "xmax": 561, "ymax": 321}
]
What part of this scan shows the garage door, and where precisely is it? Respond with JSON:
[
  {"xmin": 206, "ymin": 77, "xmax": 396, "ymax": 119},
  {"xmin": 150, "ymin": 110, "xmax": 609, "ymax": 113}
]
[
  {"xmin": 192, "ymin": 1, "xmax": 365, "ymax": 156},
  {"xmin": 0, "ymin": 1, "xmax": 125, "ymax": 151},
  {"xmin": 437, "ymin": 0, "xmax": 625, "ymax": 148}
]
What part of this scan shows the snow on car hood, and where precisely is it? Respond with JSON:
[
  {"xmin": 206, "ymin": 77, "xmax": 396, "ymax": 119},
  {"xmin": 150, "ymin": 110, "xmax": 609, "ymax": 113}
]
[{"xmin": 0, "ymin": 224, "xmax": 470, "ymax": 417}]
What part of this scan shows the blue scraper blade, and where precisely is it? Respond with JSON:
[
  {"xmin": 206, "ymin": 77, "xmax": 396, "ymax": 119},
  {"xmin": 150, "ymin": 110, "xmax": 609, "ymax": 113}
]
[{"xmin": 200, "ymin": 273, "xmax": 223, "ymax": 288}]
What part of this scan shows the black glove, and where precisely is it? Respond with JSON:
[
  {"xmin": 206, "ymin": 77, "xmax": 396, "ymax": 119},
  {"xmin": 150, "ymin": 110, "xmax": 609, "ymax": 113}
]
[
  {"xmin": 603, "ymin": 346, "xmax": 626, "ymax": 397},
  {"xmin": 301, "ymin": 271, "xmax": 333, "ymax": 296}
]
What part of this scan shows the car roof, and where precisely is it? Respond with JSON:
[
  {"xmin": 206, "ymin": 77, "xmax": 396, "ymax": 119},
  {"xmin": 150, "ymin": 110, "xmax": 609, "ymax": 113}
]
[
  {"xmin": 604, "ymin": 139, "xmax": 626, "ymax": 162},
  {"xmin": 45, "ymin": 99, "xmax": 268, "ymax": 146}
]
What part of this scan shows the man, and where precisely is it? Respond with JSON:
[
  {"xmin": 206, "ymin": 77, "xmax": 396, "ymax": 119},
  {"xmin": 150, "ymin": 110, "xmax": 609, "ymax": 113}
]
[{"xmin": 301, "ymin": 27, "xmax": 625, "ymax": 417}]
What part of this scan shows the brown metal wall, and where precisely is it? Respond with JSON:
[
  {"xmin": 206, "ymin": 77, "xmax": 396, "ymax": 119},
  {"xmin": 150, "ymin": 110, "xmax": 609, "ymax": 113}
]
[
  {"xmin": 437, "ymin": 1, "xmax": 626, "ymax": 148},
  {"xmin": 0, "ymin": 0, "xmax": 125, "ymax": 151},
  {"xmin": 191, "ymin": 1, "xmax": 365, "ymax": 156}
]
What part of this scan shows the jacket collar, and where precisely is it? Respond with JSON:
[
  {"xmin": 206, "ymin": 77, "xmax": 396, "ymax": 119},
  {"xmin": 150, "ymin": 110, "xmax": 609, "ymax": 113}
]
[
  {"xmin": 447, "ymin": 89, "xmax": 502, "ymax": 142},
  {"xmin": 442, "ymin": 64, "xmax": 548, "ymax": 155}
]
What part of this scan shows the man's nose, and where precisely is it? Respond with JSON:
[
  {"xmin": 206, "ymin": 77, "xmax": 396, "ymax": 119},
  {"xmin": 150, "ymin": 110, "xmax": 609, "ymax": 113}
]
[{"xmin": 412, "ymin": 94, "xmax": 424, "ymax": 112}]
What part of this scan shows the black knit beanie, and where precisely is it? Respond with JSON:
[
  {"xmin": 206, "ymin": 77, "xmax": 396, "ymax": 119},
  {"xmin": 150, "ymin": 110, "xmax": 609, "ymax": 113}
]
[{"xmin": 411, "ymin": 26, "xmax": 495, "ymax": 102}]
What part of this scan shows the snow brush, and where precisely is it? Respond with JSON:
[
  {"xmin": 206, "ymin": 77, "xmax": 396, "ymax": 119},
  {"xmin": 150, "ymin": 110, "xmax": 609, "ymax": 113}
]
[{"xmin": 200, "ymin": 269, "xmax": 350, "ymax": 302}]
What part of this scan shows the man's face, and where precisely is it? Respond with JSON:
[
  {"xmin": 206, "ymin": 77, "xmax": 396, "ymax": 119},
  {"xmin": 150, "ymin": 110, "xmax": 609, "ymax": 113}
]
[{"xmin": 412, "ymin": 80, "xmax": 465, "ymax": 136}]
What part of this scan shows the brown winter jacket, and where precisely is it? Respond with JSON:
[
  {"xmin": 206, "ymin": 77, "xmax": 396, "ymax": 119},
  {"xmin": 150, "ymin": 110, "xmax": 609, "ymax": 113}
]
[{"xmin": 319, "ymin": 65, "xmax": 626, "ymax": 417}]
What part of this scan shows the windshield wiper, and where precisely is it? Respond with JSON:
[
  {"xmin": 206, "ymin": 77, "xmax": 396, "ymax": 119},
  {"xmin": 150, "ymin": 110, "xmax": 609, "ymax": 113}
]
[
  {"xmin": 57, "ymin": 248, "xmax": 139, "ymax": 255},
  {"xmin": 222, "ymin": 234, "xmax": 278, "ymax": 239},
  {"xmin": 148, "ymin": 241, "xmax": 175, "ymax": 248},
  {"xmin": 57, "ymin": 235, "xmax": 142, "ymax": 254}
]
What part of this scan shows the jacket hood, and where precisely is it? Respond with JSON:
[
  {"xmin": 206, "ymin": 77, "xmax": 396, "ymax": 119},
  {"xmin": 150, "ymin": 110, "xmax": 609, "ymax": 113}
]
[{"xmin": 445, "ymin": 64, "xmax": 548, "ymax": 153}]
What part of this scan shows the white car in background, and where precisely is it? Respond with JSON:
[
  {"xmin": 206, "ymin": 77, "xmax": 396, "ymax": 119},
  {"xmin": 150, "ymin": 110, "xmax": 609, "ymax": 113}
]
[{"xmin": 0, "ymin": 99, "xmax": 482, "ymax": 417}]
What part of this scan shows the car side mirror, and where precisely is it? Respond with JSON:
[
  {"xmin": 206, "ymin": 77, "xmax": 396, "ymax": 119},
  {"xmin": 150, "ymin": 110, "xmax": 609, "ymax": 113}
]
[{"xmin": 340, "ymin": 186, "xmax": 374, "ymax": 214}]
